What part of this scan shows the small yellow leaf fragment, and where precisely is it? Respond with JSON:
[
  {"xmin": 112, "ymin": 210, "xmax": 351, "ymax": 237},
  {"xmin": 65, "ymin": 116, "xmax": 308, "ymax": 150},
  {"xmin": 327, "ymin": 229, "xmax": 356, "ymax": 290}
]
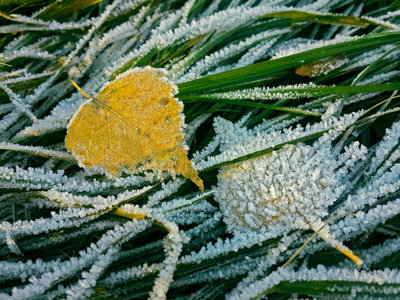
[
  {"xmin": 65, "ymin": 66, "xmax": 203, "ymax": 191},
  {"xmin": 295, "ymin": 55, "xmax": 345, "ymax": 77},
  {"xmin": 112, "ymin": 207, "xmax": 147, "ymax": 220},
  {"xmin": 335, "ymin": 246, "xmax": 363, "ymax": 269}
]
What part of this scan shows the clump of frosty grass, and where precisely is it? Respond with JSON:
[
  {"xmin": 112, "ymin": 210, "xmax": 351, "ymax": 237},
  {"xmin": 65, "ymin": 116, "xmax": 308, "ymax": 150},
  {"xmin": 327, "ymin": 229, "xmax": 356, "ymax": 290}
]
[
  {"xmin": 215, "ymin": 111, "xmax": 366, "ymax": 267},
  {"xmin": 1, "ymin": 0, "xmax": 400, "ymax": 299}
]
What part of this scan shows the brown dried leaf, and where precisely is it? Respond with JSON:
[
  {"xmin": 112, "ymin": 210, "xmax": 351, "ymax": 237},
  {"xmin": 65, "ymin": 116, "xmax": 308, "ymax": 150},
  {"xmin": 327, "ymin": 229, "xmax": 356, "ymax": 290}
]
[{"xmin": 65, "ymin": 66, "xmax": 203, "ymax": 192}]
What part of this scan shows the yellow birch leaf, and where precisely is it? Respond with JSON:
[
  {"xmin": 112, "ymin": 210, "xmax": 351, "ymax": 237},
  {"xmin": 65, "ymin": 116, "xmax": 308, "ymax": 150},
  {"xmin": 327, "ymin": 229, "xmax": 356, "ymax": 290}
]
[{"xmin": 65, "ymin": 66, "xmax": 204, "ymax": 192}]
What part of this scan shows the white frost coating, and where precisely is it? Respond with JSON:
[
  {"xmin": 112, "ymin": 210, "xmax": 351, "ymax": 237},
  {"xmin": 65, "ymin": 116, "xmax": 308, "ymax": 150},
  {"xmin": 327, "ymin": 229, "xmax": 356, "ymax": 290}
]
[
  {"xmin": 228, "ymin": 266, "xmax": 400, "ymax": 300},
  {"xmin": 5, "ymin": 231, "xmax": 23, "ymax": 256},
  {"xmin": 41, "ymin": 186, "xmax": 153, "ymax": 210},
  {"xmin": 271, "ymin": 34, "xmax": 359, "ymax": 59},
  {"xmin": 209, "ymin": 111, "xmax": 374, "ymax": 269},
  {"xmin": 251, "ymin": 114, "xmax": 305, "ymax": 134},
  {"xmin": 0, "ymin": 17, "xmax": 94, "ymax": 33},
  {"xmin": 16, "ymin": 82, "xmax": 103, "ymax": 138},
  {"xmin": 0, "ymin": 207, "xmax": 103, "ymax": 240},
  {"xmin": 149, "ymin": 0, "xmax": 192, "ymax": 37},
  {"xmin": 345, "ymin": 45, "xmax": 400, "ymax": 70},
  {"xmin": 180, "ymin": 227, "xmax": 287, "ymax": 264},
  {"xmin": 0, "ymin": 166, "xmax": 149, "ymax": 193},
  {"xmin": 0, "ymin": 142, "xmax": 74, "ymax": 162},
  {"xmin": 342, "ymin": 92, "xmax": 379, "ymax": 106},
  {"xmin": 0, "ymin": 82, "xmax": 37, "ymax": 121},
  {"xmin": 206, "ymin": 37, "xmax": 282, "ymax": 77},
  {"xmin": 100, "ymin": 263, "xmax": 162, "ymax": 287},
  {"xmin": 301, "ymin": 196, "xmax": 400, "ymax": 262},
  {"xmin": 14, "ymin": 0, "xmax": 123, "ymax": 122},
  {"xmin": 3, "ymin": 219, "xmax": 151, "ymax": 300},
  {"xmin": 0, "ymin": 103, "xmax": 15, "ymax": 115},
  {"xmin": 338, "ymin": 167, "xmax": 400, "ymax": 215},
  {"xmin": 378, "ymin": 9, "xmax": 400, "ymax": 19},
  {"xmin": 362, "ymin": 107, "xmax": 400, "ymax": 122},
  {"xmin": 365, "ymin": 120, "xmax": 400, "ymax": 178},
  {"xmin": 229, "ymin": 232, "xmax": 302, "ymax": 296},
  {"xmin": 0, "ymin": 111, "xmax": 23, "ymax": 134},
  {"xmin": 197, "ymin": 83, "xmax": 321, "ymax": 101},
  {"xmin": 158, "ymin": 190, "xmax": 214, "ymax": 213},
  {"xmin": 2, "ymin": 71, "xmax": 54, "ymax": 85},
  {"xmin": 165, "ymin": 201, "xmax": 217, "ymax": 226},
  {"xmin": 362, "ymin": 16, "xmax": 400, "ymax": 30},
  {"xmin": 191, "ymin": 134, "xmax": 221, "ymax": 164},
  {"xmin": 3, "ymin": 35, "xmax": 55, "ymax": 55},
  {"xmin": 207, "ymin": 109, "xmax": 400, "ymax": 268},
  {"xmin": 1, "ymin": 50, "xmax": 56, "ymax": 62},
  {"xmin": 334, "ymin": 198, "xmax": 400, "ymax": 243},
  {"xmin": 83, "ymin": 1, "xmax": 150, "ymax": 66},
  {"xmin": 147, "ymin": 178, "xmax": 187, "ymax": 207},
  {"xmin": 119, "ymin": 204, "xmax": 183, "ymax": 300},
  {"xmin": 227, "ymin": 37, "xmax": 279, "ymax": 69},
  {"xmin": 0, "ymin": 257, "xmax": 62, "ymax": 282},
  {"xmin": 177, "ymin": 231, "xmax": 298, "ymax": 289},
  {"xmin": 200, "ymin": 0, "xmax": 222, "ymax": 17},
  {"xmin": 356, "ymin": 237, "xmax": 400, "ymax": 268},
  {"xmin": 195, "ymin": 111, "xmax": 363, "ymax": 171},
  {"xmin": 184, "ymin": 113, "xmax": 212, "ymax": 144},
  {"xmin": 149, "ymin": 221, "xmax": 182, "ymax": 300},
  {"xmin": 177, "ymin": 0, "xmax": 196, "ymax": 26},
  {"xmin": 19, "ymin": 221, "xmax": 118, "ymax": 253},
  {"xmin": 213, "ymin": 134, "xmax": 366, "ymax": 233},
  {"xmin": 106, "ymin": 3, "xmax": 290, "ymax": 77},
  {"xmin": 175, "ymin": 253, "xmax": 281, "ymax": 288},
  {"xmin": 356, "ymin": 70, "xmax": 400, "ymax": 86},
  {"xmin": 178, "ymin": 29, "xmax": 289, "ymax": 82},
  {"xmin": 66, "ymin": 247, "xmax": 118, "ymax": 300},
  {"xmin": 184, "ymin": 211, "xmax": 222, "ymax": 238}
]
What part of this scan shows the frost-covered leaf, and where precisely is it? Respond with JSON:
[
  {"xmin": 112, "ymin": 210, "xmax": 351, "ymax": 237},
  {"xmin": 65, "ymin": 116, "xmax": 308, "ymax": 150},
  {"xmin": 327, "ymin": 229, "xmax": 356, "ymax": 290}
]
[{"xmin": 65, "ymin": 66, "xmax": 204, "ymax": 191}]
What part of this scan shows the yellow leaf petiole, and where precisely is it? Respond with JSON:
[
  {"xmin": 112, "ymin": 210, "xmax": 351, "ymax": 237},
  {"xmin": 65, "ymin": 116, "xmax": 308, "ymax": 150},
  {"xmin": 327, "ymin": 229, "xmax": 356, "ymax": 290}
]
[{"xmin": 70, "ymin": 81, "xmax": 92, "ymax": 99}]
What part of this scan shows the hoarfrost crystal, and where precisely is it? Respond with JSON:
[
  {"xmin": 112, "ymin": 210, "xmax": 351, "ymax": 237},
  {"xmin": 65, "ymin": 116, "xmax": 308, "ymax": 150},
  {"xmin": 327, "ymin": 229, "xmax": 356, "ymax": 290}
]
[{"xmin": 214, "ymin": 112, "xmax": 366, "ymax": 266}]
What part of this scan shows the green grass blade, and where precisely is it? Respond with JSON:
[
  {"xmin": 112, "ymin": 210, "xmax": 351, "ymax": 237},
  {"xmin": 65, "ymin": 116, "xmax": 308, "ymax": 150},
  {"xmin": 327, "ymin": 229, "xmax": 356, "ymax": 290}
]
[
  {"xmin": 180, "ymin": 96, "xmax": 321, "ymax": 116},
  {"xmin": 261, "ymin": 10, "xmax": 396, "ymax": 29},
  {"xmin": 35, "ymin": 0, "xmax": 105, "ymax": 21},
  {"xmin": 0, "ymin": 0, "xmax": 48, "ymax": 7},
  {"xmin": 351, "ymin": 44, "xmax": 400, "ymax": 86},
  {"xmin": 255, "ymin": 280, "xmax": 400, "ymax": 299},
  {"xmin": 0, "ymin": 73, "xmax": 53, "ymax": 97},
  {"xmin": 180, "ymin": 83, "xmax": 400, "ymax": 101},
  {"xmin": 199, "ymin": 129, "xmax": 329, "ymax": 172},
  {"xmin": 178, "ymin": 32, "xmax": 400, "ymax": 94}
]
